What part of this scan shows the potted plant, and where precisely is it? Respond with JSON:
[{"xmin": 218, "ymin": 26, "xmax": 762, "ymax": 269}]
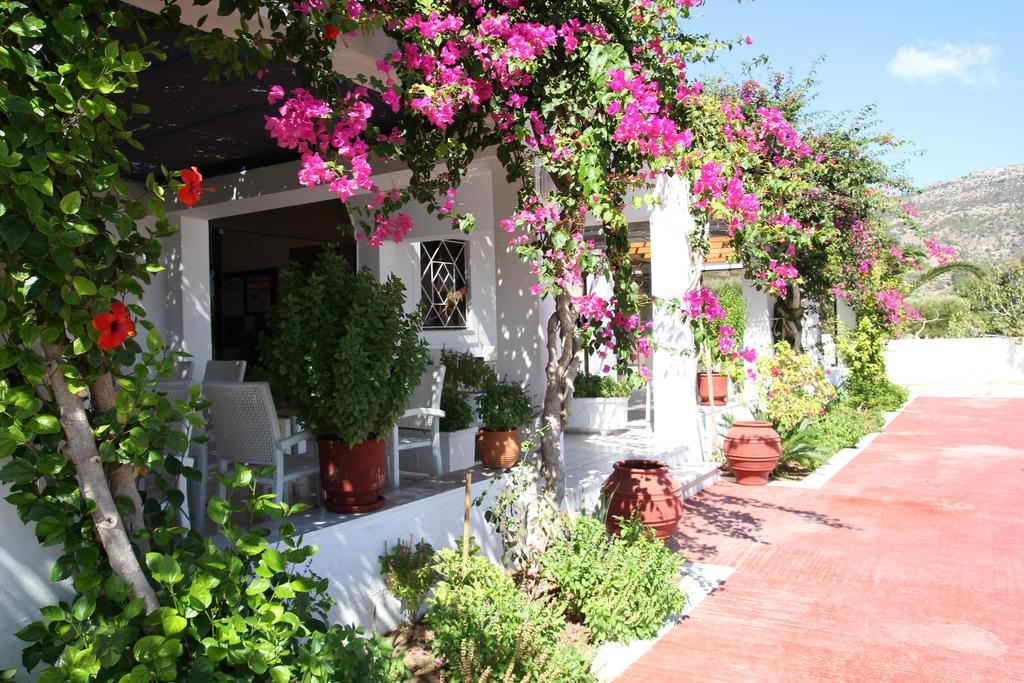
[
  {"xmin": 566, "ymin": 373, "xmax": 631, "ymax": 433},
  {"xmin": 475, "ymin": 379, "xmax": 534, "ymax": 469},
  {"xmin": 722, "ymin": 341, "xmax": 835, "ymax": 485},
  {"xmin": 261, "ymin": 248, "xmax": 427, "ymax": 512},
  {"xmin": 437, "ymin": 350, "xmax": 496, "ymax": 472},
  {"xmin": 689, "ymin": 284, "xmax": 749, "ymax": 406}
]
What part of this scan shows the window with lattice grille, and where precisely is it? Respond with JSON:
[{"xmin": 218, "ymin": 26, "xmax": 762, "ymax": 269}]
[{"xmin": 420, "ymin": 240, "xmax": 469, "ymax": 329}]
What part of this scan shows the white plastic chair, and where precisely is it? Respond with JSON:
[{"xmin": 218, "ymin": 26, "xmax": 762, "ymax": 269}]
[
  {"xmin": 203, "ymin": 360, "xmax": 246, "ymax": 383},
  {"xmin": 389, "ymin": 365, "xmax": 446, "ymax": 488},
  {"xmin": 153, "ymin": 379, "xmax": 198, "ymax": 530},
  {"xmin": 204, "ymin": 381, "xmax": 320, "ymax": 505}
]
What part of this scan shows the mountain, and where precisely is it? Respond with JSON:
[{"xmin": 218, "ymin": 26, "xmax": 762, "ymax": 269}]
[{"xmin": 902, "ymin": 164, "xmax": 1024, "ymax": 263}]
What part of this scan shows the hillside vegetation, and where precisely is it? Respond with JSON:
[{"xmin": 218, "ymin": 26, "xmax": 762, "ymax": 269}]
[{"xmin": 902, "ymin": 164, "xmax": 1024, "ymax": 262}]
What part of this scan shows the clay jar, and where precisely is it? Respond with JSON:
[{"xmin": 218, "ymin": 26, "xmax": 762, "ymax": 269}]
[
  {"xmin": 697, "ymin": 372, "xmax": 728, "ymax": 406},
  {"xmin": 601, "ymin": 459, "xmax": 684, "ymax": 541},
  {"xmin": 317, "ymin": 438, "xmax": 387, "ymax": 513},
  {"xmin": 476, "ymin": 428, "xmax": 520, "ymax": 469},
  {"xmin": 722, "ymin": 421, "xmax": 782, "ymax": 486}
]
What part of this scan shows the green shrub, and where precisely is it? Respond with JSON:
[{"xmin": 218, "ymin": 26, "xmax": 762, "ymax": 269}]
[
  {"xmin": 949, "ymin": 260, "xmax": 1024, "ymax": 338},
  {"xmin": 573, "ymin": 373, "xmax": 631, "ymax": 399},
  {"xmin": 848, "ymin": 379, "xmax": 908, "ymax": 413},
  {"xmin": 439, "ymin": 351, "xmax": 496, "ymax": 432},
  {"xmin": 906, "ymin": 294, "xmax": 969, "ymax": 338},
  {"xmin": 539, "ymin": 516, "xmax": 685, "ymax": 645},
  {"xmin": 710, "ymin": 282, "xmax": 747, "ymax": 344},
  {"xmin": 477, "ymin": 380, "xmax": 534, "ymax": 432},
  {"xmin": 755, "ymin": 341, "xmax": 837, "ymax": 431},
  {"xmin": 774, "ymin": 419, "xmax": 829, "ymax": 474},
  {"xmin": 379, "ymin": 539, "xmax": 437, "ymax": 622},
  {"xmin": 805, "ymin": 399, "xmax": 883, "ymax": 456},
  {"xmin": 260, "ymin": 248, "xmax": 427, "ymax": 445},
  {"xmin": 425, "ymin": 547, "xmax": 594, "ymax": 683},
  {"xmin": 19, "ymin": 465, "xmax": 406, "ymax": 682}
]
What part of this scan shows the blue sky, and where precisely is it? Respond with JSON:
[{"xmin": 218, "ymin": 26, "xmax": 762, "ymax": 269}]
[{"xmin": 689, "ymin": 0, "xmax": 1024, "ymax": 187}]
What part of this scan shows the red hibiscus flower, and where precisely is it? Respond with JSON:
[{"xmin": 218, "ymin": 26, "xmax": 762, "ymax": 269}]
[
  {"xmin": 177, "ymin": 166, "xmax": 203, "ymax": 208},
  {"xmin": 92, "ymin": 302, "xmax": 136, "ymax": 350},
  {"xmin": 323, "ymin": 23, "xmax": 340, "ymax": 40}
]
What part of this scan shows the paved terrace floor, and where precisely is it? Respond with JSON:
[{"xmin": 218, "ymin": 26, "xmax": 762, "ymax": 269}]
[{"xmin": 620, "ymin": 397, "xmax": 1024, "ymax": 682}]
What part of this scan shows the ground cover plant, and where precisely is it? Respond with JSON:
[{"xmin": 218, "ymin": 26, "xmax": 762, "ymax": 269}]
[
  {"xmin": 539, "ymin": 515, "xmax": 686, "ymax": 644},
  {"xmin": 573, "ymin": 373, "xmax": 632, "ymax": 399}
]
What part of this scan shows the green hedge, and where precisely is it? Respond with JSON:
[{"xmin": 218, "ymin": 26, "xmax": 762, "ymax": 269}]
[{"xmin": 574, "ymin": 373, "xmax": 631, "ymax": 398}]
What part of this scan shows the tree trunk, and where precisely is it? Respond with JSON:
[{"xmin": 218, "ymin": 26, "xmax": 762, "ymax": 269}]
[
  {"xmin": 89, "ymin": 375, "xmax": 147, "ymax": 541},
  {"xmin": 774, "ymin": 285, "xmax": 803, "ymax": 350},
  {"xmin": 539, "ymin": 290, "xmax": 581, "ymax": 503},
  {"xmin": 44, "ymin": 345, "xmax": 159, "ymax": 614}
]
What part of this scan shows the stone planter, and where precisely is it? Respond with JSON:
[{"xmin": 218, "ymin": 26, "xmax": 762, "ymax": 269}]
[
  {"xmin": 723, "ymin": 420, "xmax": 782, "ymax": 486},
  {"xmin": 439, "ymin": 427, "xmax": 477, "ymax": 473},
  {"xmin": 317, "ymin": 438, "xmax": 386, "ymax": 513},
  {"xmin": 566, "ymin": 396, "xmax": 629, "ymax": 433},
  {"xmin": 601, "ymin": 459, "xmax": 684, "ymax": 541},
  {"xmin": 697, "ymin": 372, "xmax": 728, "ymax": 406},
  {"xmin": 476, "ymin": 428, "xmax": 520, "ymax": 469}
]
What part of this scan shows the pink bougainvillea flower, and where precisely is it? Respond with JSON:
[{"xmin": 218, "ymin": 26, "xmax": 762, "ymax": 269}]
[{"xmin": 92, "ymin": 302, "xmax": 136, "ymax": 350}]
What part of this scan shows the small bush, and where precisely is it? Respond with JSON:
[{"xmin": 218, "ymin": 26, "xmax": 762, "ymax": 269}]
[
  {"xmin": 711, "ymin": 282, "xmax": 747, "ymax": 343},
  {"xmin": 848, "ymin": 378, "xmax": 908, "ymax": 413},
  {"xmin": 573, "ymin": 373, "xmax": 631, "ymax": 399},
  {"xmin": 477, "ymin": 380, "xmax": 534, "ymax": 432},
  {"xmin": 379, "ymin": 539, "xmax": 436, "ymax": 621},
  {"xmin": 539, "ymin": 516, "xmax": 685, "ymax": 644},
  {"xmin": 806, "ymin": 399, "xmax": 883, "ymax": 456},
  {"xmin": 755, "ymin": 341, "xmax": 837, "ymax": 431},
  {"xmin": 425, "ymin": 547, "xmax": 594, "ymax": 683},
  {"xmin": 439, "ymin": 351, "xmax": 497, "ymax": 431}
]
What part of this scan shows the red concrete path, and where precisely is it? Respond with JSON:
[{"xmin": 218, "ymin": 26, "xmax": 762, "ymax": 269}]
[{"xmin": 620, "ymin": 397, "xmax": 1024, "ymax": 682}]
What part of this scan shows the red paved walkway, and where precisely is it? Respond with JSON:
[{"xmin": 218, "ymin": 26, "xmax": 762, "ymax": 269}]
[{"xmin": 620, "ymin": 397, "xmax": 1024, "ymax": 682}]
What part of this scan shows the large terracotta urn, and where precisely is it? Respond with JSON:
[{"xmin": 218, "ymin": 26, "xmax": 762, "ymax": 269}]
[
  {"xmin": 697, "ymin": 372, "xmax": 728, "ymax": 406},
  {"xmin": 601, "ymin": 459, "xmax": 684, "ymax": 541},
  {"xmin": 317, "ymin": 438, "xmax": 386, "ymax": 513},
  {"xmin": 722, "ymin": 421, "xmax": 782, "ymax": 486},
  {"xmin": 476, "ymin": 428, "xmax": 520, "ymax": 469}
]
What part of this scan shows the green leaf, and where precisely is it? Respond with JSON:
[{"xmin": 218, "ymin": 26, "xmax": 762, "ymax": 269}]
[
  {"xmin": 71, "ymin": 593, "xmax": 96, "ymax": 621},
  {"xmin": 72, "ymin": 276, "xmax": 97, "ymax": 296},
  {"xmin": 60, "ymin": 191, "xmax": 82, "ymax": 215},
  {"xmin": 145, "ymin": 553, "xmax": 183, "ymax": 586},
  {"xmin": 28, "ymin": 414, "xmax": 61, "ymax": 434},
  {"xmin": 148, "ymin": 607, "xmax": 187, "ymax": 636},
  {"xmin": 262, "ymin": 548, "xmax": 286, "ymax": 573},
  {"xmin": 206, "ymin": 497, "xmax": 230, "ymax": 525},
  {"xmin": 269, "ymin": 666, "xmax": 291, "ymax": 683}
]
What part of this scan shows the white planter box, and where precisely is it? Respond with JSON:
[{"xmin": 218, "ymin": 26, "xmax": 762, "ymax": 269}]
[
  {"xmin": 566, "ymin": 397, "xmax": 629, "ymax": 433},
  {"xmin": 440, "ymin": 427, "xmax": 478, "ymax": 473}
]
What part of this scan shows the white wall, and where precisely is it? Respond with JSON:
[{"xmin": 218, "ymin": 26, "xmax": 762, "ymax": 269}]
[
  {"xmin": 307, "ymin": 477, "xmax": 505, "ymax": 631},
  {"xmin": 0, "ymin": 485, "xmax": 74, "ymax": 681},
  {"xmin": 378, "ymin": 168, "xmax": 499, "ymax": 361},
  {"xmin": 885, "ymin": 337, "xmax": 1024, "ymax": 387}
]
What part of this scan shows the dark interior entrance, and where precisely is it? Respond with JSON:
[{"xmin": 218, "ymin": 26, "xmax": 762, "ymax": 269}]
[{"xmin": 209, "ymin": 200, "xmax": 356, "ymax": 374}]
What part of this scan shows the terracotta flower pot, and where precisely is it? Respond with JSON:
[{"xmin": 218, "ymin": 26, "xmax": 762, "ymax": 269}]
[
  {"xmin": 722, "ymin": 421, "xmax": 782, "ymax": 486},
  {"xmin": 476, "ymin": 429, "xmax": 520, "ymax": 469},
  {"xmin": 601, "ymin": 459, "xmax": 684, "ymax": 541},
  {"xmin": 317, "ymin": 438, "xmax": 386, "ymax": 513},
  {"xmin": 697, "ymin": 372, "xmax": 728, "ymax": 406}
]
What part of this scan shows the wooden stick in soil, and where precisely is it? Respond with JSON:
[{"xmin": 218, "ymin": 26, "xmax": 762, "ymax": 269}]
[
  {"xmin": 461, "ymin": 471, "xmax": 472, "ymax": 571},
  {"xmin": 705, "ymin": 344, "xmax": 718, "ymax": 460}
]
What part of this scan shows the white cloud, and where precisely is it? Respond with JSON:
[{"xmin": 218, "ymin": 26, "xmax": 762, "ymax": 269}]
[{"xmin": 886, "ymin": 43, "xmax": 999, "ymax": 87}]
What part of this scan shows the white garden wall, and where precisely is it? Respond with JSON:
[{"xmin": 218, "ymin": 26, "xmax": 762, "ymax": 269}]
[
  {"xmin": 885, "ymin": 337, "xmax": 1024, "ymax": 387},
  {"xmin": 0, "ymin": 486, "xmax": 74, "ymax": 681}
]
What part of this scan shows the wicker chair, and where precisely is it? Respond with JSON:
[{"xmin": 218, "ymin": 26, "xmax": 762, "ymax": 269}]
[
  {"xmin": 203, "ymin": 360, "xmax": 246, "ymax": 383},
  {"xmin": 389, "ymin": 365, "xmax": 446, "ymax": 487},
  {"xmin": 204, "ymin": 381, "xmax": 320, "ymax": 505}
]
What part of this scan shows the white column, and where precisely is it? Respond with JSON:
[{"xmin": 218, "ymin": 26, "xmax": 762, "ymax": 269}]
[
  {"xmin": 179, "ymin": 216, "xmax": 213, "ymax": 376},
  {"xmin": 837, "ymin": 298, "xmax": 856, "ymax": 329},
  {"xmin": 649, "ymin": 175, "xmax": 702, "ymax": 461}
]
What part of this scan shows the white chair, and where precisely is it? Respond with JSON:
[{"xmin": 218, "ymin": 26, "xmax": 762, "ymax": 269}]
[
  {"xmin": 389, "ymin": 365, "xmax": 446, "ymax": 488},
  {"xmin": 204, "ymin": 381, "xmax": 320, "ymax": 505},
  {"xmin": 203, "ymin": 360, "xmax": 246, "ymax": 383},
  {"xmin": 153, "ymin": 379, "xmax": 198, "ymax": 530}
]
